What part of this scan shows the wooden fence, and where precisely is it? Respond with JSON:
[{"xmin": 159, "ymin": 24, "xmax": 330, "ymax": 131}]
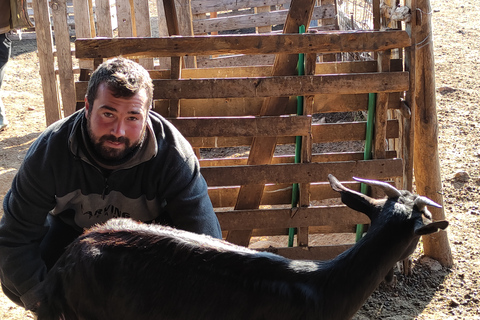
[{"xmin": 32, "ymin": 0, "xmax": 452, "ymax": 265}]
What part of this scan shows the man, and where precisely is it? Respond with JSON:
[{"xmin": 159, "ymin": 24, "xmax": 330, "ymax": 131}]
[
  {"xmin": 0, "ymin": 57, "xmax": 222, "ymax": 310},
  {"xmin": 0, "ymin": 0, "xmax": 12, "ymax": 131},
  {"xmin": 0, "ymin": 0, "xmax": 33, "ymax": 131}
]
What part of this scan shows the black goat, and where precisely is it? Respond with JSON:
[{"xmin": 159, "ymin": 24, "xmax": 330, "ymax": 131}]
[{"xmin": 36, "ymin": 175, "xmax": 448, "ymax": 320}]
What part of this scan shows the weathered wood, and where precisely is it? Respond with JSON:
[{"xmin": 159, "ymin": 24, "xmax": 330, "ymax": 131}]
[
  {"xmin": 155, "ymin": 0, "xmax": 171, "ymax": 68},
  {"xmin": 191, "ymin": 0, "xmax": 289, "ymax": 15},
  {"xmin": 148, "ymin": 73, "xmax": 409, "ymax": 99},
  {"xmin": 373, "ymin": 49, "xmax": 392, "ymax": 159},
  {"xmin": 226, "ymin": 0, "xmax": 317, "ymax": 246},
  {"xmin": 192, "ymin": 5, "xmax": 336, "ymax": 34},
  {"xmin": 168, "ymin": 115, "xmax": 311, "ymax": 137},
  {"xmin": 207, "ymin": 177, "xmax": 401, "ymax": 208},
  {"xmin": 174, "ymin": 0, "xmax": 196, "ymax": 68},
  {"xmin": 182, "ymin": 119, "xmax": 399, "ymax": 148},
  {"xmin": 202, "ymin": 158, "xmax": 403, "ymax": 187},
  {"xmin": 74, "ymin": 30, "xmax": 412, "ymax": 59},
  {"xmin": 95, "ymin": 0, "xmax": 113, "ymax": 37},
  {"xmin": 297, "ymin": 51, "xmax": 317, "ymax": 247},
  {"xmin": 32, "ymin": 0, "xmax": 61, "ymax": 125},
  {"xmin": 116, "ymin": 0, "xmax": 134, "ymax": 37},
  {"xmin": 216, "ymin": 206, "xmax": 370, "ymax": 230},
  {"xmin": 413, "ymin": 0, "xmax": 452, "ymax": 267},
  {"xmin": 255, "ymin": 6, "xmax": 272, "ymax": 33},
  {"xmin": 261, "ymin": 244, "xmax": 353, "ymax": 261},
  {"xmin": 73, "ymin": 0, "xmax": 94, "ymax": 70},
  {"xmin": 200, "ymin": 151, "xmax": 398, "ymax": 167},
  {"xmin": 134, "ymin": 0, "xmax": 154, "ymax": 69},
  {"xmin": 51, "ymin": 0, "xmax": 76, "ymax": 117}
]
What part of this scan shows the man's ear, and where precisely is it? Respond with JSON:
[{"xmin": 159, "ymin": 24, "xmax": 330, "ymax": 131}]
[{"xmin": 84, "ymin": 97, "xmax": 90, "ymax": 117}]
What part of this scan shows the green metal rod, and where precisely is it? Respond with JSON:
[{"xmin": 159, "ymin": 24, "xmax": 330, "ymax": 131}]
[
  {"xmin": 356, "ymin": 92, "xmax": 376, "ymax": 242},
  {"xmin": 289, "ymin": 24, "xmax": 306, "ymax": 247}
]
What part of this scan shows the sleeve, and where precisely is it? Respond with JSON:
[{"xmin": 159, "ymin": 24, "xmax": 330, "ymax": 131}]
[
  {"xmin": 162, "ymin": 153, "xmax": 222, "ymax": 239},
  {"xmin": 0, "ymin": 156, "xmax": 55, "ymax": 310}
]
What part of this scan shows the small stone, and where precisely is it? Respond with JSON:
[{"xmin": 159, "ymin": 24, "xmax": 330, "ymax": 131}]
[
  {"xmin": 449, "ymin": 298, "xmax": 460, "ymax": 308},
  {"xmin": 419, "ymin": 256, "xmax": 443, "ymax": 272},
  {"xmin": 453, "ymin": 170, "xmax": 470, "ymax": 182}
]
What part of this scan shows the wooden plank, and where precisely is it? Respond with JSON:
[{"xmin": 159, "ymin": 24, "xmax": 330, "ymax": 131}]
[
  {"xmin": 216, "ymin": 206, "xmax": 370, "ymax": 230},
  {"xmin": 147, "ymin": 73, "xmax": 409, "ymax": 99},
  {"xmin": 116, "ymin": 0, "xmax": 134, "ymax": 36},
  {"xmin": 200, "ymin": 151, "xmax": 398, "ymax": 167},
  {"xmin": 74, "ymin": 30, "xmax": 412, "ymax": 59},
  {"xmin": 256, "ymin": 6, "xmax": 272, "ymax": 33},
  {"xmin": 95, "ymin": 0, "xmax": 114, "ymax": 37},
  {"xmin": 191, "ymin": 0, "xmax": 290, "ymax": 14},
  {"xmin": 413, "ymin": 0, "xmax": 452, "ymax": 267},
  {"xmin": 207, "ymin": 176, "xmax": 400, "ymax": 208},
  {"xmin": 374, "ymin": 50, "xmax": 392, "ymax": 159},
  {"xmin": 32, "ymin": 0, "xmax": 61, "ymax": 125},
  {"xmin": 202, "ymin": 158, "xmax": 403, "ymax": 187},
  {"xmin": 260, "ymin": 244, "xmax": 353, "ymax": 261},
  {"xmin": 193, "ymin": 5, "xmax": 336, "ymax": 34},
  {"xmin": 73, "ymin": 0, "xmax": 94, "ymax": 70},
  {"xmin": 196, "ymin": 54, "xmax": 275, "ymax": 67},
  {"xmin": 134, "ymin": 0, "xmax": 154, "ymax": 69},
  {"xmin": 175, "ymin": 0, "xmax": 196, "ymax": 68},
  {"xmin": 50, "ymin": 0, "xmax": 76, "ymax": 117},
  {"xmin": 182, "ymin": 120, "xmax": 399, "ymax": 148},
  {"xmin": 155, "ymin": 0, "xmax": 171, "ymax": 68},
  {"xmin": 228, "ymin": 0, "xmax": 316, "ymax": 246},
  {"xmin": 313, "ymin": 119, "xmax": 399, "ymax": 143},
  {"xmin": 167, "ymin": 115, "xmax": 311, "ymax": 137}
]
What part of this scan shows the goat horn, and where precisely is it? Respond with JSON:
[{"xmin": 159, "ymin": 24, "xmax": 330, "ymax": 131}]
[
  {"xmin": 352, "ymin": 177, "xmax": 402, "ymax": 198},
  {"xmin": 414, "ymin": 196, "xmax": 442, "ymax": 211}
]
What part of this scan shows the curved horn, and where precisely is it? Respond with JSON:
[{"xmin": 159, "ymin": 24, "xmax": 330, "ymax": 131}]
[
  {"xmin": 352, "ymin": 177, "xmax": 402, "ymax": 198},
  {"xmin": 414, "ymin": 196, "xmax": 442, "ymax": 211}
]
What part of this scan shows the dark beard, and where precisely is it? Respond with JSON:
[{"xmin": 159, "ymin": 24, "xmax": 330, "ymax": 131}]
[
  {"xmin": 92, "ymin": 134, "xmax": 133, "ymax": 160},
  {"xmin": 86, "ymin": 117, "xmax": 145, "ymax": 162}
]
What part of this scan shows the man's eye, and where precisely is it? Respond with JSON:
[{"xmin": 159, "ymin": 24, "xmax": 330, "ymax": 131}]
[
  {"xmin": 128, "ymin": 117, "xmax": 139, "ymax": 121},
  {"xmin": 103, "ymin": 112, "xmax": 113, "ymax": 118}
]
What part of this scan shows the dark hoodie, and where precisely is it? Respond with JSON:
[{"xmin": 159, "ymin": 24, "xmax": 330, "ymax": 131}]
[{"xmin": 0, "ymin": 109, "xmax": 222, "ymax": 309}]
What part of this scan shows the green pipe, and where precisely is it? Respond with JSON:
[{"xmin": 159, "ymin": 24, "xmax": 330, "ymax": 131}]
[
  {"xmin": 288, "ymin": 25, "xmax": 306, "ymax": 247},
  {"xmin": 355, "ymin": 92, "xmax": 376, "ymax": 242}
]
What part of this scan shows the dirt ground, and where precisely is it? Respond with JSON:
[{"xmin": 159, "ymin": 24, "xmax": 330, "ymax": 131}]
[{"xmin": 0, "ymin": 0, "xmax": 479, "ymax": 318}]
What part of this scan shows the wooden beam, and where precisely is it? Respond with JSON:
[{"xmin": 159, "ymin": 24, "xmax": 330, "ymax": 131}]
[
  {"xmin": 413, "ymin": 0, "xmax": 452, "ymax": 267},
  {"xmin": 216, "ymin": 206, "xmax": 370, "ymax": 230},
  {"xmin": 74, "ymin": 30, "xmax": 412, "ymax": 59},
  {"xmin": 50, "ymin": 0, "xmax": 76, "ymax": 117},
  {"xmin": 32, "ymin": 0, "xmax": 61, "ymax": 125},
  {"xmin": 168, "ymin": 115, "xmax": 311, "ymax": 137},
  {"xmin": 227, "ymin": 0, "xmax": 316, "ymax": 246},
  {"xmin": 192, "ymin": 5, "xmax": 336, "ymax": 34},
  {"xmin": 151, "ymin": 73, "xmax": 409, "ymax": 99},
  {"xmin": 202, "ymin": 158, "xmax": 403, "ymax": 187},
  {"xmin": 183, "ymin": 119, "xmax": 399, "ymax": 148}
]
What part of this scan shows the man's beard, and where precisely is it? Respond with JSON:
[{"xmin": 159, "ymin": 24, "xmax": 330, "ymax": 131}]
[{"xmin": 86, "ymin": 119, "xmax": 145, "ymax": 161}]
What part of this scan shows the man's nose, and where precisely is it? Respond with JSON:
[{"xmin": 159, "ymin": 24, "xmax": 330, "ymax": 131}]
[{"xmin": 111, "ymin": 120, "xmax": 126, "ymax": 137}]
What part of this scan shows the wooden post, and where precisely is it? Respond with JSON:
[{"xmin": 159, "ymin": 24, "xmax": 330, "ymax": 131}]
[
  {"xmin": 413, "ymin": 0, "xmax": 453, "ymax": 267},
  {"xmin": 32, "ymin": 0, "xmax": 61, "ymax": 125},
  {"xmin": 51, "ymin": 0, "xmax": 76, "ymax": 117},
  {"xmin": 226, "ymin": 0, "xmax": 316, "ymax": 246}
]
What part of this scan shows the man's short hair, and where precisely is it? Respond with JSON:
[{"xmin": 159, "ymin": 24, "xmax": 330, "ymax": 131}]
[{"xmin": 86, "ymin": 57, "xmax": 154, "ymax": 110}]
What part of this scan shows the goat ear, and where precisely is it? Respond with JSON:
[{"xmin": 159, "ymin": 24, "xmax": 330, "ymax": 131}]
[
  {"xmin": 328, "ymin": 174, "xmax": 378, "ymax": 220},
  {"xmin": 414, "ymin": 220, "xmax": 449, "ymax": 235}
]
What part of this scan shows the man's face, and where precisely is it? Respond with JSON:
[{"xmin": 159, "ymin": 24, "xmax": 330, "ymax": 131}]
[{"xmin": 85, "ymin": 83, "xmax": 149, "ymax": 161}]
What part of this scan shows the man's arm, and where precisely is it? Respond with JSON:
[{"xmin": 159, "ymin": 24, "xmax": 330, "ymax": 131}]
[
  {"xmin": 0, "ymin": 161, "xmax": 53, "ymax": 309},
  {"xmin": 162, "ymin": 154, "xmax": 222, "ymax": 239}
]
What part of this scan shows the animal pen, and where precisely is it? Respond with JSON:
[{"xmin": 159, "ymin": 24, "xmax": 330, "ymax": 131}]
[{"xmin": 31, "ymin": 0, "xmax": 452, "ymax": 266}]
